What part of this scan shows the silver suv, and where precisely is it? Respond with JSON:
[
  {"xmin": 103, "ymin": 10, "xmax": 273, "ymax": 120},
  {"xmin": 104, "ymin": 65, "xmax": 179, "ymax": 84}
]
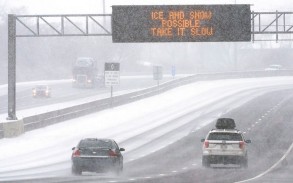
[{"xmin": 201, "ymin": 127, "xmax": 251, "ymax": 168}]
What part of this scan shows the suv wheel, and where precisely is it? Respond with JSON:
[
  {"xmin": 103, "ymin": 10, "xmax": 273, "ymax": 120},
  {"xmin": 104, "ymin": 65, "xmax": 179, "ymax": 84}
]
[
  {"xmin": 240, "ymin": 157, "xmax": 248, "ymax": 168},
  {"xmin": 202, "ymin": 156, "xmax": 210, "ymax": 168}
]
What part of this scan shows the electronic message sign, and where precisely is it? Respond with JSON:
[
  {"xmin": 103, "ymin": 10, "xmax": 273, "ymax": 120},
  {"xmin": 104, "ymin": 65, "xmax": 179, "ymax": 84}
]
[{"xmin": 112, "ymin": 5, "xmax": 251, "ymax": 42}]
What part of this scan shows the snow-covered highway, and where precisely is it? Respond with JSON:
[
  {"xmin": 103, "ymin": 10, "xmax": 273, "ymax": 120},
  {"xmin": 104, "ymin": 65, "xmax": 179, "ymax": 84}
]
[{"xmin": 1, "ymin": 77, "xmax": 293, "ymax": 183}]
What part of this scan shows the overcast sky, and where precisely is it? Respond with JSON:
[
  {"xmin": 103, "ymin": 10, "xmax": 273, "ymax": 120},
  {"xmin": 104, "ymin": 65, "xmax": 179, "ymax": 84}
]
[{"xmin": 2, "ymin": 0, "xmax": 293, "ymax": 14}]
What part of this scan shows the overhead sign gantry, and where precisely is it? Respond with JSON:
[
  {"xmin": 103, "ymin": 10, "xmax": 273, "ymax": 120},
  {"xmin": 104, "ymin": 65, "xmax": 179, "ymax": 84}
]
[{"xmin": 6, "ymin": 5, "xmax": 293, "ymax": 120}]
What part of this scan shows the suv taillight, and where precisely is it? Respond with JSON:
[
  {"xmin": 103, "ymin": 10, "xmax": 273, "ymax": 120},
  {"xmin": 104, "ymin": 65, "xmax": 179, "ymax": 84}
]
[
  {"xmin": 108, "ymin": 149, "xmax": 118, "ymax": 157},
  {"xmin": 239, "ymin": 141, "xmax": 245, "ymax": 150},
  {"xmin": 204, "ymin": 140, "xmax": 209, "ymax": 148},
  {"xmin": 72, "ymin": 149, "xmax": 80, "ymax": 157}
]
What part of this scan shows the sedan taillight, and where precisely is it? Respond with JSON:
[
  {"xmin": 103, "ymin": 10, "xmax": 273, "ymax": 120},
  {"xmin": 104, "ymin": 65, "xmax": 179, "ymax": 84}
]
[
  {"xmin": 108, "ymin": 149, "xmax": 118, "ymax": 157},
  {"xmin": 239, "ymin": 141, "xmax": 245, "ymax": 150},
  {"xmin": 72, "ymin": 149, "xmax": 81, "ymax": 157}
]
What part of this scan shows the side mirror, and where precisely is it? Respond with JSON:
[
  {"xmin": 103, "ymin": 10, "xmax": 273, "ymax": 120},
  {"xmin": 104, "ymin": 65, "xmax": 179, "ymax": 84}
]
[
  {"xmin": 72, "ymin": 147, "xmax": 75, "ymax": 150},
  {"xmin": 245, "ymin": 140, "xmax": 251, "ymax": 143},
  {"xmin": 119, "ymin": 148, "xmax": 125, "ymax": 152},
  {"xmin": 201, "ymin": 139, "xmax": 205, "ymax": 142}
]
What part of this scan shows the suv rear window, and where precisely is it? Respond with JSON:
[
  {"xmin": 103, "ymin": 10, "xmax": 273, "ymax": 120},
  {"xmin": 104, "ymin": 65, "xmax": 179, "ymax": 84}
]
[{"xmin": 208, "ymin": 132, "xmax": 243, "ymax": 141}]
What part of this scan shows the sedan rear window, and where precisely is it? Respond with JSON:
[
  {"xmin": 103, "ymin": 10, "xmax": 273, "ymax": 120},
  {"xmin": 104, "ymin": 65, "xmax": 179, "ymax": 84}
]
[
  {"xmin": 78, "ymin": 139, "xmax": 115, "ymax": 149},
  {"xmin": 208, "ymin": 133, "xmax": 243, "ymax": 141}
]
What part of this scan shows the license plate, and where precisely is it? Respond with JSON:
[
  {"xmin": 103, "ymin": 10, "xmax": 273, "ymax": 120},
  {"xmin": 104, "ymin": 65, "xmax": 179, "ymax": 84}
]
[{"xmin": 221, "ymin": 144, "xmax": 227, "ymax": 149}]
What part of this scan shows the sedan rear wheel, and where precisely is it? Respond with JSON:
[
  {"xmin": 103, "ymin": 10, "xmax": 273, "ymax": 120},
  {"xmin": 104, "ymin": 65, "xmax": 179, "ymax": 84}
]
[{"xmin": 72, "ymin": 165, "xmax": 82, "ymax": 175}]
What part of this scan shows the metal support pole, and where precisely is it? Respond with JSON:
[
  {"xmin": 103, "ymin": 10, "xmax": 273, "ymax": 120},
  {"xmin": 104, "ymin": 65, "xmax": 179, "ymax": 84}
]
[
  {"xmin": 103, "ymin": 0, "xmax": 106, "ymax": 26},
  {"xmin": 276, "ymin": 11, "xmax": 278, "ymax": 42},
  {"xmin": 110, "ymin": 85, "xmax": 113, "ymax": 107},
  {"xmin": 7, "ymin": 14, "xmax": 17, "ymax": 120},
  {"xmin": 252, "ymin": 11, "xmax": 255, "ymax": 42}
]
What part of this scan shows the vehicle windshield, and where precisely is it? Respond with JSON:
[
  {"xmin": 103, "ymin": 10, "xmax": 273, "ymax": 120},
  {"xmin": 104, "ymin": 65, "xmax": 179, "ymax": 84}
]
[
  {"xmin": 75, "ymin": 58, "xmax": 93, "ymax": 67},
  {"xmin": 36, "ymin": 85, "xmax": 47, "ymax": 90},
  {"xmin": 78, "ymin": 139, "xmax": 114, "ymax": 149},
  {"xmin": 208, "ymin": 133, "xmax": 243, "ymax": 141}
]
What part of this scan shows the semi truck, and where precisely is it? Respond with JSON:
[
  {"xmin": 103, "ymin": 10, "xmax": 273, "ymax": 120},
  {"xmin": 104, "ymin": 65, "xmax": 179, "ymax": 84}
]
[{"xmin": 72, "ymin": 57, "xmax": 104, "ymax": 88}]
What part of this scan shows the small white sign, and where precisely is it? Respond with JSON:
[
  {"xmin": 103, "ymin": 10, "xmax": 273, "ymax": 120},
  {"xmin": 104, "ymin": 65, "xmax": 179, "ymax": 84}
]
[{"xmin": 105, "ymin": 63, "xmax": 120, "ymax": 86}]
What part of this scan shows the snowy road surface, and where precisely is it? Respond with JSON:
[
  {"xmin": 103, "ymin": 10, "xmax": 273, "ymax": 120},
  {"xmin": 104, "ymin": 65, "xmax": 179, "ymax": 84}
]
[{"xmin": 1, "ymin": 77, "xmax": 293, "ymax": 182}]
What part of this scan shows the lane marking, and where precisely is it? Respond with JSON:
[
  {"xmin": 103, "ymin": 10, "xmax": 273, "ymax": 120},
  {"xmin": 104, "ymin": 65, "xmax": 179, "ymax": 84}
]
[
  {"xmin": 172, "ymin": 170, "xmax": 178, "ymax": 173},
  {"xmin": 235, "ymin": 142, "xmax": 293, "ymax": 183}
]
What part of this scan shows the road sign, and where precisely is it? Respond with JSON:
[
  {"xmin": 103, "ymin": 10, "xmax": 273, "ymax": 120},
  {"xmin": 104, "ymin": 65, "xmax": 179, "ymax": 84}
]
[
  {"xmin": 153, "ymin": 66, "xmax": 163, "ymax": 80},
  {"xmin": 105, "ymin": 63, "xmax": 120, "ymax": 86},
  {"xmin": 112, "ymin": 5, "xmax": 251, "ymax": 42}
]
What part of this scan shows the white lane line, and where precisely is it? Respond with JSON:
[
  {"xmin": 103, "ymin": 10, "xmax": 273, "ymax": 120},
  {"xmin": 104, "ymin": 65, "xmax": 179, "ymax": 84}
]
[
  {"xmin": 128, "ymin": 179, "xmax": 136, "ymax": 181},
  {"xmin": 108, "ymin": 181, "xmax": 117, "ymax": 183},
  {"xmin": 192, "ymin": 163, "xmax": 197, "ymax": 166},
  {"xmin": 182, "ymin": 167, "xmax": 188, "ymax": 170},
  {"xmin": 144, "ymin": 177, "xmax": 151, "ymax": 179},
  {"xmin": 235, "ymin": 142, "xmax": 293, "ymax": 183},
  {"xmin": 262, "ymin": 116, "xmax": 265, "ymax": 118},
  {"xmin": 247, "ymin": 128, "xmax": 251, "ymax": 131},
  {"xmin": 251, "ymin": 124, "xmax": 255, "ymax": 128},
  {"xmin": 255, "ymin": 121, "xmax": 258, "ymax": 124},
  {"xmin": 159, "ymin": 174, "xmax": 165, "ymax": 176},
  {"xmin": 172, "ymin": 170, "xmax": 178, "ymax": 173},
  {"xmin": 258, "ymin": 118, "xmax": 262, "ymax": 121}
]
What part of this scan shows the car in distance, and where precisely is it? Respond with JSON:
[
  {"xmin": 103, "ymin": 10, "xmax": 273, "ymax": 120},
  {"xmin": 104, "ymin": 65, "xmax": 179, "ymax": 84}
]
[
  {"xmin": 201, "ymin": 118, "xmax": 251, "ymax": 168},
  {"xmin": 264, "ymin": 64, "xmax": 283, "ymax": 71},
  {"xmin": 32, "ymin": 84, "xmax": 51, "ymax": 98},
  {"xmin": 71, "ymin": 138, "xmax": 125, "ymax": 175}
]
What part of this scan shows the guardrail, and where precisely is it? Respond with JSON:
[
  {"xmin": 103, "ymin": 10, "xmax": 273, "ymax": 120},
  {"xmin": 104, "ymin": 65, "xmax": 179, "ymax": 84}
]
[{"xmin": 1, "ymin": 70, "xmax": 293, "ymax": 138}]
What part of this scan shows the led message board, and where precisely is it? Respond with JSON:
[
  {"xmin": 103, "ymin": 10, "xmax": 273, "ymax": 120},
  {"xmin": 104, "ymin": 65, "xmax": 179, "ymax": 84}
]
[{"xmin": 112, "ymin": 5, "xmax": 251, "ymax": 42}]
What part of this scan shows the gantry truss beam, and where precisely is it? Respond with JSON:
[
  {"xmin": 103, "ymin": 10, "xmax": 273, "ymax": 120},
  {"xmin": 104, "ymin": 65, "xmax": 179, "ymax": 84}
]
[
  {"xmin": 251, "ymin": 11, "xmax": 293, "ymax": 42},
  {"xmin": 15, "ymin": 14, "xmax": 112, "ymax": 37}
]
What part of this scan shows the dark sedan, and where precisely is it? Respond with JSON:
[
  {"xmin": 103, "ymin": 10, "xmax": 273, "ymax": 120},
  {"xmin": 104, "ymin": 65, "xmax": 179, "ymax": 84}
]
[
  {"xmin": 71, "ymin": 138, "xmax": 125, "ymax": 175},
  {"xmin": 32, "ymin": 84, "xmax": 51, "ymax": 98}
]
